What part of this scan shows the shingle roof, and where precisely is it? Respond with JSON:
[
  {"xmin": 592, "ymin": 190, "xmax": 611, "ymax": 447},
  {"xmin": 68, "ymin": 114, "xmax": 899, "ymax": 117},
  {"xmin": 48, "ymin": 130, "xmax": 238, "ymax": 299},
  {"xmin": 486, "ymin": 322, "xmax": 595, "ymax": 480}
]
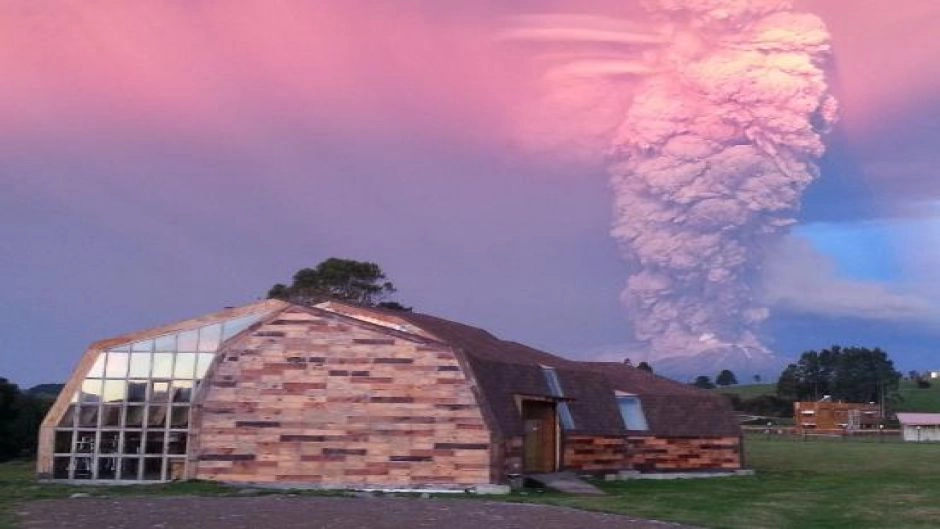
[{"xmin": 389, "ymin": 309, "xmax": 740, "ymax": 438}]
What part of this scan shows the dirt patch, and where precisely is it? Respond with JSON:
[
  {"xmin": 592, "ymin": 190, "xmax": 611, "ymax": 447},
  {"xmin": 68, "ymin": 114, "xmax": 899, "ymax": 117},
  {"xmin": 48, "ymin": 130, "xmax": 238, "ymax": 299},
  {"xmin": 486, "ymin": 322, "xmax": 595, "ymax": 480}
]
[{"xmin": 15, "ymin": 495, "xmax": 697, "ymax": 529}]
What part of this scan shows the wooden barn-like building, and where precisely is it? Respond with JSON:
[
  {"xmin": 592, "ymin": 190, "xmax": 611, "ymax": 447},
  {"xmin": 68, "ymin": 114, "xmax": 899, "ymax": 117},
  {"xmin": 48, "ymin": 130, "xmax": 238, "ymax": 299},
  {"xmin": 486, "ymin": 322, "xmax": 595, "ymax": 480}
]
[{"xmin": 38, "ymin": 300, "xmax": 742, "ymax": 488}]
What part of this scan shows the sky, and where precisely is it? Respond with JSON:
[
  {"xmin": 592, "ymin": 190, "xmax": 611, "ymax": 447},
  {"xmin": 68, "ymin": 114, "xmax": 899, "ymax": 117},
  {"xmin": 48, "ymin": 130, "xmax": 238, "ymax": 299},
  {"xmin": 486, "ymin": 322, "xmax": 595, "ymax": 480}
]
[{"xmin": 2, "ymin": 0, "xmax": 939, "ymax": 386}]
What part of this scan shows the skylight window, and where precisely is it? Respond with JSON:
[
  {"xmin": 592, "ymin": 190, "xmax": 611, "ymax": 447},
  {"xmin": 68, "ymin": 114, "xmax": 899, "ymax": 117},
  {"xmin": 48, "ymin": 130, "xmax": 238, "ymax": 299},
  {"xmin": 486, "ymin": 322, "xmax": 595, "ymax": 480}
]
[
  {"xmin": 617, "ymin": 396, "xmax": 649, "ymax": 431},
  {"xmin": 541, "ymin": 367, "xmax": 575, "ymax": 430}
]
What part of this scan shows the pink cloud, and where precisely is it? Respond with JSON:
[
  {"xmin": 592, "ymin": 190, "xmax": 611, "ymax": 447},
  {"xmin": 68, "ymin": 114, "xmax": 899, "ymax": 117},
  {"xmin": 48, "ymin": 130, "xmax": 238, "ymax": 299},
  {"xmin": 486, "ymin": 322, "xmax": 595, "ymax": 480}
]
[
  {"xmin": 4, "ymin": 1, "xmax": 937, "ymax": 151},
  {"xmin": 799, "ymin": 0, "xmax": 940, "ymax": 136},
  {"xmin": 0, "ymin": 1, "xmax": 522, "ymax": 148}
]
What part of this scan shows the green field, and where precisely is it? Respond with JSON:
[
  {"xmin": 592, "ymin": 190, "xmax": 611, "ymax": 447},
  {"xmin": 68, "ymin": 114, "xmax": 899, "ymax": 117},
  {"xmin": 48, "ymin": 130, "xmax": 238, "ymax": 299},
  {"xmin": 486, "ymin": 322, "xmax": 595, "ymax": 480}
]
[
  {"xmin": 897, "ymin": 380, "xmax": 940, "ymax": 412},
  {"xmin": 714, "ymin": 380, "xmax": 940, "ymax": 413},
  {"xmin": 714, "ymin": 383, "xmax": 778, "ymax": 400},
  {"xmin": 518, "ymin": 437, "xmax": 940, "ymax": 529},
  {"xmin": 4, "ymin": 438, "xmax": 940, "ymax": 529}
]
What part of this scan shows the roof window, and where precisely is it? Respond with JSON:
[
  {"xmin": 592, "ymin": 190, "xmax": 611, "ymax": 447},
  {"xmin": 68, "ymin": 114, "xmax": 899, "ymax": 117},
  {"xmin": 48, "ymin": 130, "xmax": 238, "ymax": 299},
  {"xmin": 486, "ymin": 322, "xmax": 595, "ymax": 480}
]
[
  {"xmin": 617, "ymin": 395, "xmax": 649, "ymax": 431},
  {"xmin": 541, "ymin": 367, "xmax": 575, "ymax": 431}
]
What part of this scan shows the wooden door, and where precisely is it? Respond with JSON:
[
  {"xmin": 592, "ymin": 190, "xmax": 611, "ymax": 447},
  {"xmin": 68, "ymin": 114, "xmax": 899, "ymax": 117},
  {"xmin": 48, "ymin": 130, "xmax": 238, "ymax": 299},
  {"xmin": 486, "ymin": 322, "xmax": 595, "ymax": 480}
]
[{"xmin": 522, "ymin": 400, "xmax": 557, "ymax": 473}]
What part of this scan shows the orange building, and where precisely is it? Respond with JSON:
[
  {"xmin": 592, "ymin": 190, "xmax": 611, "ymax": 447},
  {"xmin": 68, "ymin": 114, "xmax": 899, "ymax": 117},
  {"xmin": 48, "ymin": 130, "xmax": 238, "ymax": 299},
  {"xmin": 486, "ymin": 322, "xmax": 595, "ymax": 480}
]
[{"xmin": 794, "ymin": 400, "xmax": 882, "ymax": 434}]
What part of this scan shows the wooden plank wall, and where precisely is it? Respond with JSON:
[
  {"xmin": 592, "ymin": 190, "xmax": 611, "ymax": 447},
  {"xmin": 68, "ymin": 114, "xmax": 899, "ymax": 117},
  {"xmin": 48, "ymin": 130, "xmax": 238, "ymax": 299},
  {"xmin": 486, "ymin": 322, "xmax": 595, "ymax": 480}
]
[
  {"xmin": 190, "ymin": 306, "xmax": 492, "ymax": 488},
  {"xmin": 624, "ymin": 436, "xmax": 741, "ymax": 471},
  {"xmin": 563, "ymin": 435, "xmax": 627, "ymax": 472},
  {"xmin": 563, "ymin": 435, "xmax": 741, "ymax": 473}
]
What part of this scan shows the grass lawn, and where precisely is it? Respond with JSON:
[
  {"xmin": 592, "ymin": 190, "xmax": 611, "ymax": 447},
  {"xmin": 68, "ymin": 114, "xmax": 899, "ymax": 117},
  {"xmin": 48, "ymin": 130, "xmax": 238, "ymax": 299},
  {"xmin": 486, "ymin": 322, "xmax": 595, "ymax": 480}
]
[
  {"xmin": 512, "ymin": 437, "xmax": 940, "ymax": 529},
  {"xmin": 0, "ymin": 460, "xmax": 231, "ymax": 529},
  {"xmin": 4, "ymin": 438, "xmax": 940, "ymax": 529}
]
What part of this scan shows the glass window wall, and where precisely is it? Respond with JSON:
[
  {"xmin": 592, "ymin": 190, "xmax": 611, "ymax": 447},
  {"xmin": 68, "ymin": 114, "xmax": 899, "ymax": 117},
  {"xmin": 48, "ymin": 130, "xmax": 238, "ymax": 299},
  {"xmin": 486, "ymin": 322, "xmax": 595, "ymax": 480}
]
[{"xmin": 52, "ymin": 311, "xmax": 267, "ymax": 481}]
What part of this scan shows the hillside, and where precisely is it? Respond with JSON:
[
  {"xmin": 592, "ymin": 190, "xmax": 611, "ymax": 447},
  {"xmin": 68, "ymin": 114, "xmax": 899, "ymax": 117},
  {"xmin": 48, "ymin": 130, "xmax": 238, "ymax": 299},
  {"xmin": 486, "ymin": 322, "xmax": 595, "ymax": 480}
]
[
  {"xmin": 26, "ymin": 383, "xmax": 64, "ymax": 399},
  {"xmin": 896, "ymin": 380, "xmax": 940, "ymax": 412},
  {"xmin": 712, "ymin": 383, "xmax": 776, "ymax": 399}
]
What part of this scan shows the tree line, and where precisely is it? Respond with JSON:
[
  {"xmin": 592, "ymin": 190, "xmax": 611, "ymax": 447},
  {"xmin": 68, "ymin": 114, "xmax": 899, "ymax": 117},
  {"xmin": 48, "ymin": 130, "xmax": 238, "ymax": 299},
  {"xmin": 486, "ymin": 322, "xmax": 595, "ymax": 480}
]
[
  {"xmin": 704, "ymin": 346, "xmax": 905, "ymax": 419},
  {"xmin": 776, "ymin": 346, "xmax": 901, "ymax": 404},
  {"xmin": 692, "ymin": 369, "xmax": 740, "ymax": 389},
  {"xmin": 0, "ymin": 379, "xmax": 58, "ymax": 461}
]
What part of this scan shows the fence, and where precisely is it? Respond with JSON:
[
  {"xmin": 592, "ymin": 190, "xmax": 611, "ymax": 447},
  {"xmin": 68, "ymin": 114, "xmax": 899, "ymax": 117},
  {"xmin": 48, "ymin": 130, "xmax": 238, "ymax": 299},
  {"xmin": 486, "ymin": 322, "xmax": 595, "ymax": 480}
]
[{"xmin": 742, "ymin": 426, "xmax": 905, "ymax": 444}]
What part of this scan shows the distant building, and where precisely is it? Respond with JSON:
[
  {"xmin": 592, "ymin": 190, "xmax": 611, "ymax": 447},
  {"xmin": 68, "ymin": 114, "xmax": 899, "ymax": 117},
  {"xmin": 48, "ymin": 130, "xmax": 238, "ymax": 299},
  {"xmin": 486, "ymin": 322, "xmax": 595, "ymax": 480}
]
[
  {"xmin": 928, "ymin": 370, "xmax": 940, "ymax": 379},
  {"xmin": 896, "ymin": 413, "xmax": 940, "ymax": 442},
  {"xmin": 793, "ymin": 400, "xmax": 881, "ymax": 434},
  {"xmin": 38, "ymin": 299, "xmax": 742, "ymax": 486}
]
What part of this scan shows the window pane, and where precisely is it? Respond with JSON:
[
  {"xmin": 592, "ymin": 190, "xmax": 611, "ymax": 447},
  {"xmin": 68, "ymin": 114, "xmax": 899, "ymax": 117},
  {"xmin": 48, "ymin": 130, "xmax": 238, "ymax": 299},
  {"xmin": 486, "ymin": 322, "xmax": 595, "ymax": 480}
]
[
  {"xmin": 198, "ymin": 324, "xmax": 222, "ymax": 352},
  {"xmin": 558, "ymin": 402, "xmax": 576, "ymax": 431},
  {"xmin": 80, "ymin": 379, "xmax": 103, "ymax": 403},
  {"xmin": 53, "ymin": 457, "xmax": 70, "ymax": 479},
  {"xmin": 102, "ymin": 380, "xmax": 127, "ymax": 403},
  {"xmin": 128, "ymin": 353, "xmax": 152, "ymax": 378},
  {"xmin": 101, "ymin": 405, "xmax": 122, "ymax": 427},
  {"xmin": 131, "ymin": 339, "xmax": 154, "ymax": 353},
  {"xmin": 171, "ymin": 380, "xmax": 193, "ymax": 403},
  {"xmin": 121, "ymin": 458, "xmax": 141, "ymax": 480},
  {"xmin": 54, "ymin": 430, "xmax": 73, "ymax": 453},
  {"xmin": 99, "ymin": 431, "xmax": 120, "ymax": 453},
  {"xmin": 155, "ymin": 334, "xmax": 176, "ymax": 352},
  {"xmin": 148, "ymin": 405, "xmax": 168, "ymax": 428},
  {"xmin": 223, "ymin": 314, "xmax": 262, "ymax": 340},
  {"xmin": 195, "ymin": 353, "xmax": 215, "ymax": 379},
  {"xmin": 152, "ymin": 353, "xmax": 173, "ymax": 378},
  {"xmin": 143, "ymin": 458, "xmax": 164, "ymax": 481},
  {"xmin": 123, "ymin": 431, "xmax": 143, "ymax": 455},
  {"xmin": 98, "ymin": 457, "xmax": 117, "ymax": 479},
  {"xmin": 87, "ymin": 355, "xmax": 106, "ymax": 378},
  {"xmin": 77, "ymin": 406, "xmax": 99, "ymax": 427},
  {"xmin": 105, "ymin": 352, "xmax": 129, "ymax": 378},
  {"xmin": 170, "ymin": 406, "xmax": 189, "ymax": 428},
  {"xmin": 75, "ymin": 431, "xmax": 96, "ymax": 453},
  {"xmin": 127, "ymin": 380, "xmax": 147, "ymax": 402},
  {"xmin": 542, "ymin": 368, "xmax": 564, "ymax": 397},
  {"xmin": 167, "ymin": 432, "xmax": 188, "ymax": 454},
  {"xmin": 145, "ymin": 432, "xmax": 165, "ymax": 454},
  {"xmin": 58, "ymin": 405, "xmax": 76, "ymax": 428},
  {"xmin": 173, "ymin": 353, "xmax": 196, "ymax": 379},
  {"xmin": 73, "ymin": 456, "xmax": 93, "ymax": 479},
  {"xmin": 618, "ymin": 397, "xmax": 649, "ymax": 431},
  {"xmin": 151, "ymin": 382, "xmax": 170, "ymax": 403},
  {"xmin": 177, "ymin": 330, "xmax": 198, "ymax": 352},
  {"xmin": 125, "ymin": 405, "xmax": 145, "ymax": 428}
]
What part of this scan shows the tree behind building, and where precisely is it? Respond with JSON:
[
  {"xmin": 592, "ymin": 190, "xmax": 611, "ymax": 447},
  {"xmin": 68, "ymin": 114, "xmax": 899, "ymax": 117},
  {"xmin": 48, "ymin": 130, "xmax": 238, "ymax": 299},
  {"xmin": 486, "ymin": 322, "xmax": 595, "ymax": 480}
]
[
  {"xmin": 776, "ymin": 346, "xmax": 901, "ymax": 405},
  {"xmin": 267, "ymin": 258, "xmax": 402, "ymax": 307}
]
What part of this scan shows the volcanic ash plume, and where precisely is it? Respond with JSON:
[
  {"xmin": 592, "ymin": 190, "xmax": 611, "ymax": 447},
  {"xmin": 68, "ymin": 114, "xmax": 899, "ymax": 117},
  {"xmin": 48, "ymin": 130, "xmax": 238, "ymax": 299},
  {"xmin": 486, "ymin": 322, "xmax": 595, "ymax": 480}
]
[{"xmin": 506, "ymin": 1, "xmax": 837, "ymax": 365}]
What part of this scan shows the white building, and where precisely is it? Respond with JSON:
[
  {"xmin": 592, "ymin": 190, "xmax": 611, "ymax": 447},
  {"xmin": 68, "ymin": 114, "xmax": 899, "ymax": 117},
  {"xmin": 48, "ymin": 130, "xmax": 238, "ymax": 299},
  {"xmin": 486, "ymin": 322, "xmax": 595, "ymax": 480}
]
[
  {"xmin": 896, "ymin": 413, "xmax": 940, "ymax": 442},
  {"xmin": 929, "ymin": 370, "xmax": 940, "ymax": 379}
]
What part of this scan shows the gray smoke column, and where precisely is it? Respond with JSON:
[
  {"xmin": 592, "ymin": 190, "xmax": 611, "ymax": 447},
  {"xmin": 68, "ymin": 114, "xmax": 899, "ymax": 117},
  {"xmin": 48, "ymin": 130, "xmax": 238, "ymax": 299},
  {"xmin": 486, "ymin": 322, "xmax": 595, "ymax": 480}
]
[{"xmin": 505, "ymin": 0, "xmax": 837, "ymax": 365}]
